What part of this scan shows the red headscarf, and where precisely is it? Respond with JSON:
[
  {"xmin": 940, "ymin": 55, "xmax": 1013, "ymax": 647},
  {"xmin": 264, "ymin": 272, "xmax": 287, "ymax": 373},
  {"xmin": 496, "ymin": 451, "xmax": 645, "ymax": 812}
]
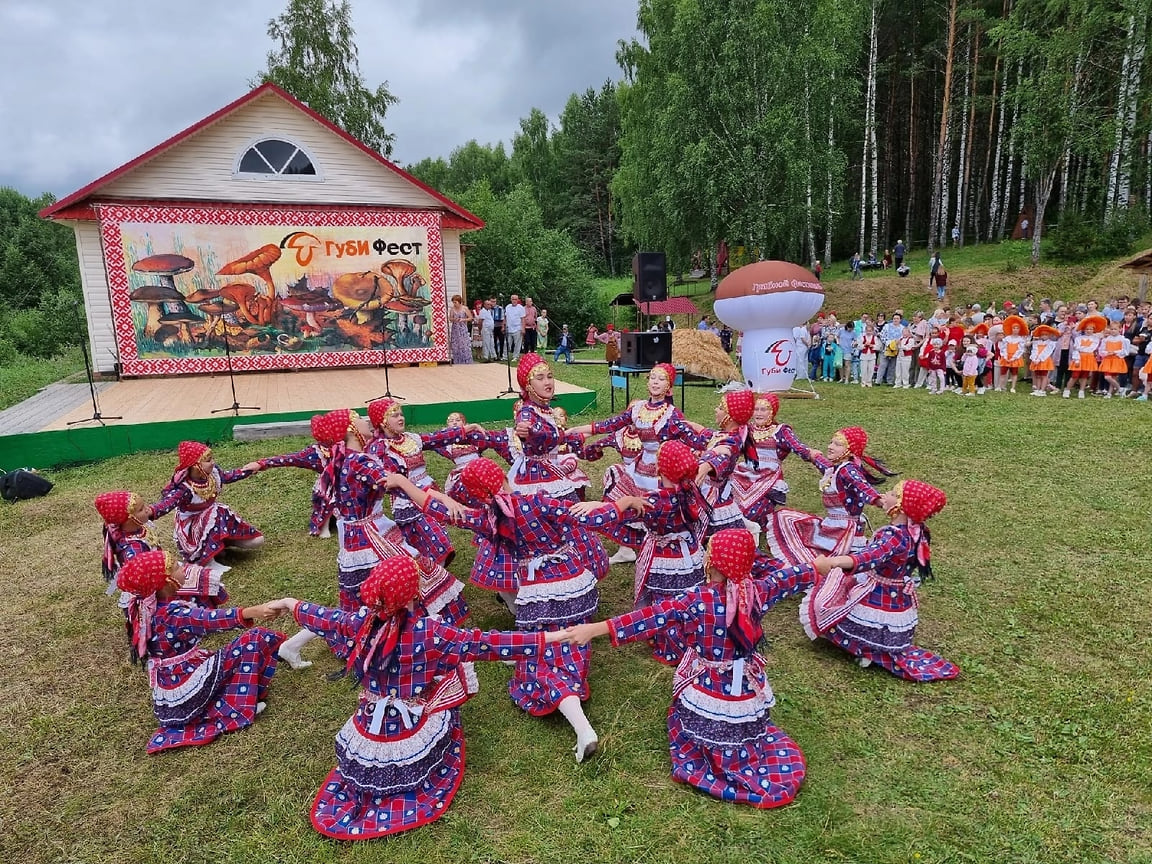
[
  {"xmin": 754, "ymin": 392, "xmax": 780, "ymax": 420},
  {"xmin": 116, "ymin": 549, "xmax": 172, "ymax": 662},
  {"xmin": 348, "ymin": 556, "xmax": 421, "ymax": 678},
  {"xmin": 707, "ymin": 529, "xmax": 762, "ymax": 655},
  {"xmin": 94, "ymin": 490, "xmax": 134, "ymax": 526},
  {"xmin": 311, "ymin": 408, "xmax": 351, "ymax": 446},
  {"xmin": 176, "ymin": 441, "xmax": 210, "ymax": 472},
  {"xmin": 723, "ymin": 390, "xmax": 756, "ymax": 426},
  {"xmin": 657, "ymin": 440, "xmax": 705, "ymax": 526},
  {"xmin": 833, "ymin": 426, "xmax": 895, "ymax": 484},
  {"xmin": 516, "ymin": 353, "xmax": 548, "ymax": 397},
  {"xmin": 649, "ymin": 363, "xmax": 677, "ymax": 398},
  {"xmin": 461, "ymin": 457, "xmax": 518, "ymax": 543},
  {"xmin": 368, "ymin": 398, "xmax": 401, "ymax": 430},
  {"xmin": 894, "ymin": 479, "xmax": 946, "ymax": 580}
]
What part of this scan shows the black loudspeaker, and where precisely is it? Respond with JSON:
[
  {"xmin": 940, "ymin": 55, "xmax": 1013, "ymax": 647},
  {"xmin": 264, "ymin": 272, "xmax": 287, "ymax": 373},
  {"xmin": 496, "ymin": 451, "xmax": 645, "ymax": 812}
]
[
  {"xmin": 620, "ymin": 330, "xmax": 672, "ymax": 368},
  {"xmin": 633, "ymin": 251, "xmax": 667, "ymax": 302}
]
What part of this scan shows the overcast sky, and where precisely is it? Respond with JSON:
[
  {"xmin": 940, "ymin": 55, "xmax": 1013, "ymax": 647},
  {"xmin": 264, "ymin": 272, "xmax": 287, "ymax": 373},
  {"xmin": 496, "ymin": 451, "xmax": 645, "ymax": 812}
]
[{"xmin": 0, "ymin": 0, "xmax": 637, "ymax": 199}]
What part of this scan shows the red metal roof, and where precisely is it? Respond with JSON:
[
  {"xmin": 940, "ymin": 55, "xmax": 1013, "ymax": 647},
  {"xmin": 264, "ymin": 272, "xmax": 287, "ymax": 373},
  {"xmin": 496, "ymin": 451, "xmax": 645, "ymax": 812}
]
[
  {"xmin": 39, "ymin": 82, "xmax": 484, "ymax": 230},
  {"xmin": 638, "ymin": 297, "xmax": 701, "ymax": 316}
]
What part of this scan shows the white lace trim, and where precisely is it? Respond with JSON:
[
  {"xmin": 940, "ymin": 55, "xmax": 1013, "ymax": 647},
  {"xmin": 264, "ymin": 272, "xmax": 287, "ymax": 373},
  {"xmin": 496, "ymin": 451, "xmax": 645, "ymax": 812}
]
[
  {"xmin": 678, "ymin": 680, "xmax": 776, "ymax": 722},
  {"xmin": 422, "ymin": 577, "xmax": 465, "ymax": 617},
  {"xmin": 150, "ymin": 653, "xmax": 218, "ymax": 707},
  {"xmin": 845, "ymin": 603, "xmax": 919, "ymax": 631},
  {"xmin": 337, "ymin": 705, "xmax": 452, "ymax": 767},
  {"xmin": 515, "ymin": 567, "xmax": 597, "ymax": 606}
]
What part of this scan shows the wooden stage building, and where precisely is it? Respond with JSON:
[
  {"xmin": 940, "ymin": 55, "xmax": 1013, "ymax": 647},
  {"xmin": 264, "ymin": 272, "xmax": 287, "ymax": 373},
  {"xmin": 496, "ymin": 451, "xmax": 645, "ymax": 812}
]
[{"xmin": 0, "ymin": 365, "xmax": 596, "ymax": 470}]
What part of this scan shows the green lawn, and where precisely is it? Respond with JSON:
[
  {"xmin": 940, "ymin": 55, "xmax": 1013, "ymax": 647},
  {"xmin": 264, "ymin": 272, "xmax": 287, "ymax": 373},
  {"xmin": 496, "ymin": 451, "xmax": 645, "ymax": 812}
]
[
  {"xmin": 0, "ymin": 348, "xmax": 84, "ymax": 411},
  {"xmin": 2, "ymin": 364, "xmax": 1150, "ymax": 864}
]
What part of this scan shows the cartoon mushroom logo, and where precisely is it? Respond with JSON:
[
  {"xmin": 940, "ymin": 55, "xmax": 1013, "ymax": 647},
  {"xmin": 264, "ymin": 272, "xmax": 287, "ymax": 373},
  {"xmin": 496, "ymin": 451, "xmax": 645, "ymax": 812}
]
[
  {"xmin": 713, "ymin": 260, "xmax": 825, "ymax": 392},
  {"xmin": 217, "ymin": 244, "xmax": 282, "ymax": 296}
]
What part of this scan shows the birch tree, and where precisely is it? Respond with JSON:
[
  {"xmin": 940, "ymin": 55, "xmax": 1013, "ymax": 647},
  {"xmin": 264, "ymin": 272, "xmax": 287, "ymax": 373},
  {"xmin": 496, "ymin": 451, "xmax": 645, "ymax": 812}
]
[
  {"xmin": 928, "ymin": 0, "xmax": 960, "ymax": 254},
  {"xmin": 1105, "ymin": 3, "xmax": 1148, "ymax": 219}
]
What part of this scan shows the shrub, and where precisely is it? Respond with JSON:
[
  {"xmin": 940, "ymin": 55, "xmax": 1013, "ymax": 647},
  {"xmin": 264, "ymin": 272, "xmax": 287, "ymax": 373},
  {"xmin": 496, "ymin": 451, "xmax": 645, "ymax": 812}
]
[{"xmin": 1047, "ymin": 213, "xmax": 1099, "ymax": 263}]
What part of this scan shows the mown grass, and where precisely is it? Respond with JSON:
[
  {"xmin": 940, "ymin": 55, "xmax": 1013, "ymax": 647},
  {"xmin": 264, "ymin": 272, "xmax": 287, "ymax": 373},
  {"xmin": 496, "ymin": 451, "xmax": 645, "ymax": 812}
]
[
  {"xmin": 0, "ymin": 348, "xmax": 83, "ymax": 411},
  {"xmin": 2, "ymin": 363, "xmax": 1150, "ymax": 864}
]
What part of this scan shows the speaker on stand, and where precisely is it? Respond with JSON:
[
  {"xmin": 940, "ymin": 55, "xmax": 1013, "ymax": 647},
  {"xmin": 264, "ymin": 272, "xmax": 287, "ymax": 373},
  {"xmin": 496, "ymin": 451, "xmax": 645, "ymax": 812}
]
[
  {"xmin": 633, "ymin": 251, "xmax": 667, "ymax": 330},
  {"xmin": 620, "ymin": 330, "xmax": 672, "ymax": 368}
]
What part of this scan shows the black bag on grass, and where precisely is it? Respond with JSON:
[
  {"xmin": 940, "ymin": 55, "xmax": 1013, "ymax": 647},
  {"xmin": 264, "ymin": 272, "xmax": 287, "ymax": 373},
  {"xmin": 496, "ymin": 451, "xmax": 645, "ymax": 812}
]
[{"xmin": 0, "ymin": 469, "xmax": 53, "ymax": 501}]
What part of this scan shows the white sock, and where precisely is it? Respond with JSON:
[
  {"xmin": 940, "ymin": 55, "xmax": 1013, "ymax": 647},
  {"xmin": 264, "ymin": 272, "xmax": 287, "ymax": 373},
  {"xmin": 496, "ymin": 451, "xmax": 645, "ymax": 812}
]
[
  {"xmin": 609, "ymin": 545, "xmax": 637, "ymax": 564},
  {"xmin": 558, "ymin": 695, "xmax": 598, "ymax": 762},
  {"xmin": 256, "ymin": 701, "xmax": 267, "ymax": 715},
  {"xmin": 278, "ymin": 629, "xmax": 319, "ymax": 669}
]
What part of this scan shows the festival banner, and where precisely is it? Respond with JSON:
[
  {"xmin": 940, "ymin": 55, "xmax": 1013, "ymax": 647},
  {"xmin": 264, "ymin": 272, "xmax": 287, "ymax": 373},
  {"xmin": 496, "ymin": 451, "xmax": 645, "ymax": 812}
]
[{"xmin": 98, "ymin": 203, "xmax": 448, "ymax": 376}]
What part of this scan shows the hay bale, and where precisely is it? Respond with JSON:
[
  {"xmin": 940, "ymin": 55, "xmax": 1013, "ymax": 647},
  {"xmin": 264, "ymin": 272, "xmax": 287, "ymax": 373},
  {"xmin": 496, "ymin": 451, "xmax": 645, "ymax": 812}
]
[{"xmin": 672, "ymin": 329, "xmax": 741, "ymax": 382}]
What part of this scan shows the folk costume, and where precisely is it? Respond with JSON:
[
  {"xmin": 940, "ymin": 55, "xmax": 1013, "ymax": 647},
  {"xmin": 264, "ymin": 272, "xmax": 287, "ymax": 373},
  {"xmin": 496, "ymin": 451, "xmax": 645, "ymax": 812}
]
[
  {"xmin": 117, "ymin": 550, "xmax": 284, "ymax": 754},
  {"xmin": 699, "ymin": 389, "xmax": 760, "ymax": 536},
  {"xmin": 293, "ymin": 557, "xmax": 555, "ymax": 840},
  {"xmin": 1098, "ymin": 330, "xmax": 1132, "ymax": 397},
  {"xmin": 768, "ymin": 427, "xmax": 894, "ymax": 565},
  {"xmin": 731, "ymin": 393, "xmax": 815, "ymax": 533},
  {"xmin": 95, "ymin": 490, "xmax": 229, "ymax": 609},
  {"xmin": 150, "ymin": 442, "xmax": 263, "ymax": 565},
  {"xmin": 255, "ymin": 418, "xmax": 343, "ymax": 537},
  {"xmin": 275, "ymin": 410, "xmax": 468, "ymax": 671},
  {"xmin": 575, "ymin": 529, "xmax": 812, "ymax": 808},
  {"xmin": 509, "ymin": 354, "xmax": 588, "ymax": 501},
  {"xmin": 800, "ymin": 480, "xmax": 959, "ymax": 682},
  {"xmin": 426, "ymin": 412, "xmax": 507, "ymax": 500},
  {"xmin": 584, "ymin": 441, "xmax": 709, "ymax": 664},
  {"xmin": 366, "ymin": 397, "xmax": 464, "ymax": 566},
  {"xmin": 422, "ymin": 457, "xmax": 613, "ymax": 759}
]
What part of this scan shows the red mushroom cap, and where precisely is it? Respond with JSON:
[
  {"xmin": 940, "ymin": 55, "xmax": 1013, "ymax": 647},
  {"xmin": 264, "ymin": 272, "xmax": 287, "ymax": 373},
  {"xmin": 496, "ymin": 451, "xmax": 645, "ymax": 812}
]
[{"xmin": 132, "ymin": 254, "xmax": 195, "ymax": 275}]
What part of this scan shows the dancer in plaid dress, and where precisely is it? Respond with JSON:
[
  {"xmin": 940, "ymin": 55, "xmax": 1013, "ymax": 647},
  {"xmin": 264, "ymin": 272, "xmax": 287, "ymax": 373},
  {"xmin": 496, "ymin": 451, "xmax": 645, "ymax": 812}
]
[
  {"xmin": 570, "ymin": 364, "xmax": 709, "ymax": 564},
  {"xmin": 426, "ymin": 411, "xmax": 513, "ymax": 500},
  {"xmin": 581, "ymin": 441, "xmax": 708, "ymax": 665},
  {"xmin": 390, "ymin": 458, "xmax": 645, "ymax": 762},
  {"xmin": 274, "ymin": 409, "xmax": 468, "ymax": 673},
  {"xmin": 508, "ymin": 354, "xmax": 589, "ymax": 501},
  {"xmin": 115, "ymin": 550, "xmax": 286, "ymax": 754},
  {"xmin": 150, "ymin": 442, "xmax": 264, "ymax": 565},
  {"xmin": 804, "ymin": 480, "xmax": 960, "ymax": 682},
  {"xmin": 284, "ymin": 556, "xmax": 567, "ymax": 840},
  {"xmin": 95, "ymin": 490, "xmax": 230, "ymax": 610},
  {"xmin": 768, "ymin": 426, "xmax": 897, "ymax": 565},
  {"xmin": 696, "ymin": 389, "xmax": 760, "ymax": 536},
  {"xmin": 252, "ymin": 424, "xmax": 341, "ymax": 538},
  {"xmin": 563, "ymin": 529, "xmax": 813, "ymax": 808},
  {"xmin": 731, "ymin": 393, "xmax": 815, "ymax": 534},
  {"xmin": 365, "ymin": 397, "xmax": 475, "ymax": 566}
]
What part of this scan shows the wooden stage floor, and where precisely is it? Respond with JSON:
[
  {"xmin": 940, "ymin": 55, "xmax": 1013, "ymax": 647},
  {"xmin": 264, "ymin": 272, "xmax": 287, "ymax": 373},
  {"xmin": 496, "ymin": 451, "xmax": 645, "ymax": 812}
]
[{"xmin": 35, "ymin": 365, "xmax": 589, "ymax": 431}]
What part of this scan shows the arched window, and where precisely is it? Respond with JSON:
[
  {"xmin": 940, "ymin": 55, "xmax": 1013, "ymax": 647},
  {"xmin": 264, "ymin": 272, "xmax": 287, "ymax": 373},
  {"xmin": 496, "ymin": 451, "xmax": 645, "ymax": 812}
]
[{"xmin": 235, "ymin": 138, "xmax": 317, "ymax": 176}]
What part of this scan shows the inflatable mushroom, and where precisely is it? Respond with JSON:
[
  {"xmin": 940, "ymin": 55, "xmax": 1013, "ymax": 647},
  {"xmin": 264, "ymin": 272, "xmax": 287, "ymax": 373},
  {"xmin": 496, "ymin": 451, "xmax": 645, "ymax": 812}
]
[
  {"xmin": 713, "ymin": 260, "xmax": 824, "ymax": 392},
  {"xmin": 217, "ymin": 244, "xmax": 281, "ymax": 296}
]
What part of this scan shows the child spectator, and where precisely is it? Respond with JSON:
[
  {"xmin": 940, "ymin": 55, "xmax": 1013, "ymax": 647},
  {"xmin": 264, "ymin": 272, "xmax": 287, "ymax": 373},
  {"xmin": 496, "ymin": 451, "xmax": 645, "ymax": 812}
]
[{"xmin": 961, "ymin": 345, "xmax": 980, "ymax": 396}]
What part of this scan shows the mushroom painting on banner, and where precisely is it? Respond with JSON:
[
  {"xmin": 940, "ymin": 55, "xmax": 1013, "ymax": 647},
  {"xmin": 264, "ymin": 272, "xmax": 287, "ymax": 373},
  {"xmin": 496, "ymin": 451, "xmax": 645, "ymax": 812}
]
[{"xmin": 39, "ymin": 83, "xmax": 484, "ymax": 377}]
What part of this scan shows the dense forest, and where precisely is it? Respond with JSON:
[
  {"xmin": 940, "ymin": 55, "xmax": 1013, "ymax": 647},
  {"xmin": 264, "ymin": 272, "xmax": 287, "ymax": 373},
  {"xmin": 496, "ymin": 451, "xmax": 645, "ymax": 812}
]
[{"xmin": 4, "ymin": 0, "xmax": 1151, "ymax": 360}]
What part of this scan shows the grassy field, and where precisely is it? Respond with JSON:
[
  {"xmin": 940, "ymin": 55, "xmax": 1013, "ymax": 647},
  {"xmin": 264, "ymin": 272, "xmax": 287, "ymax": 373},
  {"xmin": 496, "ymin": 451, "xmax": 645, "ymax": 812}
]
[
  {"xmin": 0, "ymin": 348, "xmax": 83, "ymax": 411},
  {"xmin": 2, "ymin": 361, "xmax": 1150, "ymax": 864}
]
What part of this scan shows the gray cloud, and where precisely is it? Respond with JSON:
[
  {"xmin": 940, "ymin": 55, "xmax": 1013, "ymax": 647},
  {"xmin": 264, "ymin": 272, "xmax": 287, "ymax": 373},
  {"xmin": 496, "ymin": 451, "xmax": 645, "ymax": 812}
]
[{"xmin": 0, "ymin": 0, "xmax": 635, "ymax": 197}]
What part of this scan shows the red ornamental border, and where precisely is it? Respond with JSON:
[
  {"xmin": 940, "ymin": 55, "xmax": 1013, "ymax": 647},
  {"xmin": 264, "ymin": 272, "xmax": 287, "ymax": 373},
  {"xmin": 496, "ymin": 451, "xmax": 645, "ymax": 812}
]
[{"xmin": 97, "ymin": 202, "xmax": 450, "ymax": 376}]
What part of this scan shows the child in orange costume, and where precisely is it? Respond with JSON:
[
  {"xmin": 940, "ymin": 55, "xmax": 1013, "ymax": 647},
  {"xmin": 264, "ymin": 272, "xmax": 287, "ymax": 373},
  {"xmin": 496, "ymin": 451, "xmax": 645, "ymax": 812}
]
[
  {"xmin": 1097, "ymin": 322, "xmax": 1131, "ymax": 399},
  {"xmin": 1064, "ymin": 314, "xmax": 1106, "ymax": 399},
  {"xmin": 1028, "ymin": 325, "xmax": 1059, "ymax": 396},
  {"xmin": 997, "ymin": 315, "xmax": 1029, "ymax": 393}
]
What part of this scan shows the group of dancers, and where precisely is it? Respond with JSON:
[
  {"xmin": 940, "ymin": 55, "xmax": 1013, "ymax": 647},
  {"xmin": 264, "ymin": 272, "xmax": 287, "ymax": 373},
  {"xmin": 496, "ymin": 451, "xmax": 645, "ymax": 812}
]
[{"xmin": 94, "ymin": 354, "xmax": 959, "ymax": 841}]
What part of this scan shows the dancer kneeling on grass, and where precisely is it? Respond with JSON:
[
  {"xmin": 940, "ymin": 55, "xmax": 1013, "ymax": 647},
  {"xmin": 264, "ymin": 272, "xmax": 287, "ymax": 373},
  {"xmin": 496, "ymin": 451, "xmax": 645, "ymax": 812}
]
[
  {"xmin": 696, "ymin": 389, "xmax": 761, "ymax": 537},
  {"xmin": 731, "ymin": 393, "xmax": 815, "ymax": 538},
  {"xmin": 116, "ymin": 550, "xmax": 286, "ymax": 753},
  {"xmin": 803, "ymin": 480, "xmax": 959, "ymax": 682},
  {"xmin": 96, "ymin": 490, "xmax": 231, "ymax": 612},
  {"xmin": 366, "ymin": 397, "xmax": 479, "ymax": 565},
  {"xmin": 284, "ymin": 556, "xmax": 568, "ymax": 840},
  {"xmin": 768, "ymin": 426, "xmax": 897, "ymax": 565},
  {"xmin": 150, "ymin": 441, "xmax": 265, "ymax": 565},
  {"xmin": 561, "ymin": 528, "xmax": 813, "ymax": 808},
  {"xmin": 578, "ymin": 440, "xmax": 708, "ymax": 665},
  {"xmin": 390, "ymin": 458, "xmax": 647, "ymax": 762},
  {"xmin": 275, "ymin": 409, "xmax": 468, "ymax": 674},
  {"xmin": 251, "ymin": 420, "xmax": 343, "ymax": 538}
]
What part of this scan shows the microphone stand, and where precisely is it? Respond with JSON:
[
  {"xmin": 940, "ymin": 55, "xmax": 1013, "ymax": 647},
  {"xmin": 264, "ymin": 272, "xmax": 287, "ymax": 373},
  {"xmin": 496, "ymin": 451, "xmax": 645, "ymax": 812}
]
[
  {"xmin": 497, "ymin": 342, "xmax": 517, "ymax": 398},
  {"xmin": 370, "ymin": 307, "xmax": 404, "ymax": 401},
  {"xmin": 211, "ymin": 326, "xmax": 260, "ymax": 415},
  {"xmin": 68, "ymin": 301, "xmax": 121, "ymax": 426}
]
